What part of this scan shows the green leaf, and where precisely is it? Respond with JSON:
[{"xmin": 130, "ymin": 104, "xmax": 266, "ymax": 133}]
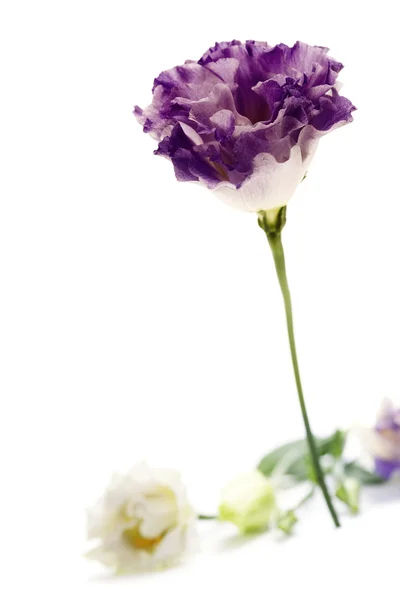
[
  {"xmin": 344, "ymin": 462, "xmax": 386, "ymax": 485},
  {"xmin": 257, "ymin": 430, "xmax": 346, "ymax": 482},
  {"xmin": 277, "ymin": 510, "xmax": 298, "ymax": 535},
  {"xmin": 328, "ymin": 430, "xmax": 347, "ymax": 459},
  {"xmin": 258, "ymin": 439, "xmax": 310, "ymax": 480}
]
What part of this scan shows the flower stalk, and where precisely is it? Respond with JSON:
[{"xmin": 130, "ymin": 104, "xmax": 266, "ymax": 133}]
[{"xmin": 258, "ymin": 207, "xmax": 340, "ymax": 528}]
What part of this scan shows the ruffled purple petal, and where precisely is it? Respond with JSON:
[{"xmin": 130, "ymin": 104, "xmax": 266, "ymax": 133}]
[
  {"xmin": 210, "ymin": 110, "xmax": 235, "ymax": 143},
  {"xmin": 156, "ymin": 123, "xmax": 222, "ymax": 187},
  {"xmin": 311, "ymin": 91, "xmax": 355, "ymax": 131}
]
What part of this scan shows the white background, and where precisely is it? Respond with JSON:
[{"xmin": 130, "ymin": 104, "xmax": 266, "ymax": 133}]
[{"xmin": 1, "ymin": 0, "xmax": 400, "ymax": 597}]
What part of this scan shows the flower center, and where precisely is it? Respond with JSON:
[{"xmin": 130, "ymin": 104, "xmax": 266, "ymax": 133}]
[
  {"xmin": 122, "ymin": 526, "xmax": 164, "ymax": 552},
  {"xmin": 211, "ymin": 161, "xmax": 229, "ymax": 181},
  {"xmin": 380, "ymin": 428, "xmax": 400, "ymax": 444}
]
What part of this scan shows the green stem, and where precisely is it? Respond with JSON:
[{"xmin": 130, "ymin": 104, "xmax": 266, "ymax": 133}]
[
  {"xmin": 259, "ymin": 209, "xmax": 340, "ymax": 528},
  {"xmin": 197, "ymin": 514, "xmax": 218, "ymax": 520}
]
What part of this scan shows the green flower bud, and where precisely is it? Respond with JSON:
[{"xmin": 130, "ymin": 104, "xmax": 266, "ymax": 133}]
[{"xmin": 218, "ymin": 470, "xmax": 277, "ymax": 534}]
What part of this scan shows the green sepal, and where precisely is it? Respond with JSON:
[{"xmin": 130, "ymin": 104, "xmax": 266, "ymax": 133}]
[
  {"xmin": 335, "ymin": 478, "xmax": 360, "ymax": 515},
  {"xmin": 277, "ymin": 510, "xmax": 298, "ymax": 535},
  {"xmin": 257, "ymin": 206, "xmax": 287, "ymax": 235}
]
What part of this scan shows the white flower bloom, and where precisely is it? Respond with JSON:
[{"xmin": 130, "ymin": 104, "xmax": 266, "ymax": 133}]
[
  {"xmin": 218, "ymin": 470, "xmax": 277, "ymax": 533},
  {"xmin": 86, "ymin": 463, "xmax": 196, "ymax": 572}
]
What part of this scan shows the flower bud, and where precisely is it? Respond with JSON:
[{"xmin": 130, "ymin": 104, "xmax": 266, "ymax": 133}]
[{"xmin": 218, "ymin": 470, "xmax": 276, "ymax": 534}]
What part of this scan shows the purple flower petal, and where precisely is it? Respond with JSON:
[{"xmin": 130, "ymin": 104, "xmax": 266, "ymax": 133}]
[
  {"xmin": 210, "ymin": 109, "xmax": 235, "ymax": 143},
  {"xmin": 156, "ymin": 123, "xmax": 222, "ymax": 187},
  {"xmin": 375, "ymin": 458, "xmax": 400, "ymax": 480},
  {"xmin": 361, "ymin": 399, "xmax": 400, "ymax": 477},
  {"xmin": 311, "ymin": 91, "xmax": 355, "ymax": 131}
]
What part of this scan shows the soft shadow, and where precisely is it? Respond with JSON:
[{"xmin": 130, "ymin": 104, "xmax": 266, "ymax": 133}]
[
  {"xmin": 364, "ymin": 481, "xmax": 400, "ymax": 505},
  {"xmin": 216, "ymin": 531, "xmax": 265, "ymax": 553},
  {"xmin": 272, "ymin": 530, "xmax": 299, "ymax": 546},
  {"xmin": 88, "ymin": 563, "xmax": 181, "ymax": 583}
]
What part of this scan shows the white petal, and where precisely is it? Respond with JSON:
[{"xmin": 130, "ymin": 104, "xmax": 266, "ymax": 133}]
[
  {"xmin": 153, "ymin": 522, "xmax": 197, "ymax": 565},
  {"xmin": 357, "ymin": 427, "xmax": 400, "ymax": 461},
  {"xmin": 376, "ymin": 397, "xmax": 395, "ymax": 422},
  {"xmin": 180, "ymin": 122, "xmax": 204, "ymax": 146},
  {"xmin": 213, "ymin": 145, "xmax": 306, "ymax": 213},
  {"xmin": 139, "ymin": 494, "xmax": 178, "ymax": 538},
  {"xmin": 87, "ymin": 537, "xmax": 152, "ymax": 573}
]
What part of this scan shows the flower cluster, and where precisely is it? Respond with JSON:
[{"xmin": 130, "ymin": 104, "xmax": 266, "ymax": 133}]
[
  {"xmin": 87, "ymin": 464, "xmax": 278, "ymax": 573},
  {"xmin": 87, "ymin": 397, "xmax": 400, "ymax": 574},
  {"xmin": 135, "ymin": 40, "xmax": 355, "ymax": 212}
]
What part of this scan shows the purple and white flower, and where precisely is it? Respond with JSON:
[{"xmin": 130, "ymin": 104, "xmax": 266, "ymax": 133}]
[
  {"xmin": 362, "ymin": 399, "xmax": 400, "ymax": 480},
  {"xmin": 135, "ymin": 40, "xmax": 355, "ymax": 212}
]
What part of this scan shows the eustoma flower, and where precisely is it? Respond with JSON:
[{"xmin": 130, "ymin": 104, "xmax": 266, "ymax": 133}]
[
  {"xmin": 135, "ymin": 40, "xmax": 355, "ymax": 527},
  {"xmin": 86, "ymin": 463, "xmax": 196, "ymax": 572},
  {"xmin": 363, "ymin": 399, "xmax": 400, "ymax": 479},
  {"xmin": 135, "ymin": 40, "xmax": 354, "ymax": 212}
]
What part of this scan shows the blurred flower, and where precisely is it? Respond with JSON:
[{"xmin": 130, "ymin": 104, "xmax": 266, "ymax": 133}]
[
  {"xmin": 218, "ymin": 470, "xmax": 277, "ymax": 533},
  {"xmin": 86, "ymin": 463, "xmax": 196, "ymax": 573},
  {"xmin": 362, "ymin": 399, "xmax": 400, "ymax": 479},
  {"xmin": 135, "ymin": 40, "xmax": 355, "ymax": 212}
]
